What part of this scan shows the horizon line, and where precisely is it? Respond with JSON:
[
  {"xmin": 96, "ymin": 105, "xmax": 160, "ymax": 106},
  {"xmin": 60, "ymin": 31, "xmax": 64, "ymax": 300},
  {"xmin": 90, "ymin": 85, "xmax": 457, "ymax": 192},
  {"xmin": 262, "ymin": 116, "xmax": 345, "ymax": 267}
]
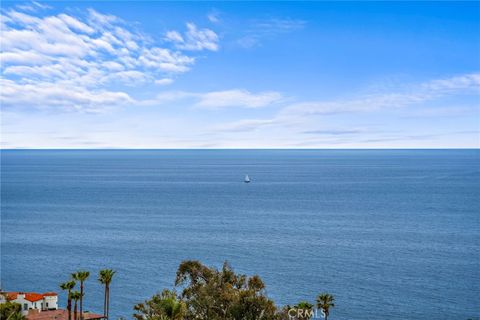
[{"xmin": 1, "ymin": 147, "xmax": 479, "ymax": 151}]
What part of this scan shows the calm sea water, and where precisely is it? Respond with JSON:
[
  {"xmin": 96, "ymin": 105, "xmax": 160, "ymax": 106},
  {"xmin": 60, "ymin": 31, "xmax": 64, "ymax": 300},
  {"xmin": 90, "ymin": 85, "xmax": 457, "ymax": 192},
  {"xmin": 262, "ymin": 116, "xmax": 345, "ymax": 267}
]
[{"xmin": 1, "ymin": 150, "xmax": 479, "ymax": 320}]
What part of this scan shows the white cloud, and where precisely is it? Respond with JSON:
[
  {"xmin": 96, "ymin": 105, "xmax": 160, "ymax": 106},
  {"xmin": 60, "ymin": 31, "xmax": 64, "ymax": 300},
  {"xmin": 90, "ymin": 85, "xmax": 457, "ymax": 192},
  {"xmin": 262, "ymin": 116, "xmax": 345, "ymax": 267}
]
[
  {"xmin": 16, "ymin": 1, "xmax": 51, "ymax": 12},
  {"xmin": 207, "ymin": 11, "xmax": 220, "ymax": 23},
  {"xmin": 155, "ymin": 78, "xmax": 174, "ymax": 86},
  {"xmin": 87, "ymin": 8, "xmax": 118, "ymax": 28},
  {"xmin": 58, "ymin": 13, "xmax": 95, "ymax": 34},
  {"xmin": 139, "ymin": 47, "xmax": 194, "ymax": 72},
  {"xmin": 0, "ymin": 50, "xmax": 51, "ymax": 65},
  {"xmin": 105, "ymin": 70, "xmax": 153, "ymax": 84},
  {"xmin": 142, "ymin": 89, "xmax": 284, "ymax": 109},
  {"xmin": 0, "ymin": 78, "xmax": 133, "ymax": 113},
  {"xmin": 211, "ymin": 73, "xmax": 480, "ymax": 134},
  {"xmin": 280, "ymin": 73, "xmax": 480, "ymax": 117},
  {"xmin": 214, "ymin": 119, "xmax": 276, "ymax": 132},
  {"xmin": 0, "ymin": 7, "xmax": 219, "ymax": 112},
  {"xmin": 165, "ymin": 23, "xmax": 219, "ymax": 51},
  {"xmin": 195, "ymin": 89, "xmax": 283, "ymax": 109},
  {"xmin": 165, "ymin": 30, "xmax": 183, "ymax": 43},
  {"xmin": 422, "ymin": 73, "xmax": 480, "ymax": 91},
  {"xmin": 139, "ymin": 73, "xmax": 477, "ymax": 114}
]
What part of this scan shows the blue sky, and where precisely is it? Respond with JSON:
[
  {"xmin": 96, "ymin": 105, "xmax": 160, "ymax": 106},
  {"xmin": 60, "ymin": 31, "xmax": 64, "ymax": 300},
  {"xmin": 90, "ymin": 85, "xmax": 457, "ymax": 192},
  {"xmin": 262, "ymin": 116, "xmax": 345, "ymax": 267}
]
[{"xmin": 1, "ymin": 1, "xmax": 479, "ymax": 148}]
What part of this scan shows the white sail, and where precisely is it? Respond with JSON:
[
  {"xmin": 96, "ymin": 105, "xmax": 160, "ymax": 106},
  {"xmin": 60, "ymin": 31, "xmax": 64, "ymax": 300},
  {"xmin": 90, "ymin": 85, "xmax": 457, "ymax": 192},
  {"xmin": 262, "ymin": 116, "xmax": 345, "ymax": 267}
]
[{"xmin": 244, "ymin": 175, "xmax": 250, "ymax": 183}]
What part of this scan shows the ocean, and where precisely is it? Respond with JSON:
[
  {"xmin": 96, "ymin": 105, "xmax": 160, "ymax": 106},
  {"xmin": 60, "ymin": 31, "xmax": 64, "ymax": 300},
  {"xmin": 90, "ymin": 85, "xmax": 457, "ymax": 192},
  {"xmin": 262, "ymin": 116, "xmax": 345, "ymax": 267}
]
[{"xmin": 1, "ymin": 149, "xmax": 479, "ymax": 319}]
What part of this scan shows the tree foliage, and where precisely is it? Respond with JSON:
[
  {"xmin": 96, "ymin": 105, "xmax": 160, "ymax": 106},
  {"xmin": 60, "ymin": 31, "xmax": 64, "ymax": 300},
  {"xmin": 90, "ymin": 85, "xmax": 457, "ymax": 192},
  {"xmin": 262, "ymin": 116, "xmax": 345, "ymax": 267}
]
[
  {"xmin": 72, "ymin": 271, "xmax": 90, "ymax": 320},
  {"xmin": 0, "ymin": 301, "xmax": 25, "ymax": 320},
  {"xmin": 175, "ymin": 260, "xmax": 278, "ymax": 320},
  {"xmin": 134, "ymin": 289, "xmax": 186, "ymax": 320},
  {"xmin": 316, "ymin": 293, "xmax": 335, "ymax": 320},
  {"xmin": 55, "ymin": 262, "xmax": 335, "ymax": 320},
  {"xmin": 135, "ymin": 260, "xmax": 278, "ymax": 320},
  {"xmin": 60, "ymin": 280, "xmax": 76, "ymax": 320},
  {"xmin": 99, "ymin": 269, "xmax": 116, "ymax": 319},
  {"xmin": 292, "ymin": 301, "xmax": 314, "ymax": 320}
]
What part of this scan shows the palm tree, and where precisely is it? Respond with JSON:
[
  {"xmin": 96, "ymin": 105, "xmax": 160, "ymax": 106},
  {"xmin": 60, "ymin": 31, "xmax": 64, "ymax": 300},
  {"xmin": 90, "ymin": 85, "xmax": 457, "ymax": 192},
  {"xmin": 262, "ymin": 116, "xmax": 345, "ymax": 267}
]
[
  {"xmin": 60, "ymin": 281, "xmax": 76, "ymax": 320},
  {"xmin": 72, "ymin": 271, "xmax": 90, "ymax": 320},
  {"xmin": 98, "ymin": 269, "xmax": 116, "ymax": 320},
  {"xmin": 316, "ymin": 293, "xmax": 335, "ymax": 320},
  {"xmin": 70, "ymin": 291, "xmax": 82, "ymax": 320},
  {"xmin": 133, "ymin": 290, "xmax": 186, "ymax": 320},
  {"xmin": 159, "ymin": 295, "xmax": 185, "ymax": 320},
  {"xmin": 294, "ymin": 301, "xmax": 314, "ymax": 320}
]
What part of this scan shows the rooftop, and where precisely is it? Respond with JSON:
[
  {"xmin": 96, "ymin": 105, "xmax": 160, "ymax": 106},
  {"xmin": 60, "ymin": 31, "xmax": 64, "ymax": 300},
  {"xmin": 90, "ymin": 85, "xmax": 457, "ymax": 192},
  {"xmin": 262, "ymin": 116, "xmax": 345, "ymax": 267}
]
[{"xmin": 3, "ymin": 292, "xmax": 58, "ymax": 302}]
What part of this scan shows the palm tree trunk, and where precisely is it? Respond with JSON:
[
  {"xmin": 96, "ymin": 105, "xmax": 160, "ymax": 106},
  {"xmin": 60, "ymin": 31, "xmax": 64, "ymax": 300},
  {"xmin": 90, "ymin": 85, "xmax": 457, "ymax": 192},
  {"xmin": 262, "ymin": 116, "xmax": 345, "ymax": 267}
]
[
  {"xmin": 67, "ymin": 291, "xmax": 72, "ymax": 320},
  {"xmin": 80, "ymin": 282, "xmax": 84, "ymax": 320},
  {"xmin": 106, "ymin": 286, "xmax": 109, "ymax": 320},
  {"xmin": 74, "ymin": 301, "xmax": 78, "ymax": 320},
  {"xmin": 103, "ymin": 285, "xmax": 107, "ymax": 318}
]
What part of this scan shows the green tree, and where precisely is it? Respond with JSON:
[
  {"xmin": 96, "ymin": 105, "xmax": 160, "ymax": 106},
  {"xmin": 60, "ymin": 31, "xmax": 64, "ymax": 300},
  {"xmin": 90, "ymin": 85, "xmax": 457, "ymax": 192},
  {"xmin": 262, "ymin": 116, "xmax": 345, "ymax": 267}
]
[
  {"xmin": 316, "ymin": 294, "xmax": 335, "ymax": 320},
  {"xmin": 72, "ymin": 271, "xmax": 90, "ymax": 320},
  {"xmin": 134, "ymin": 289, "xmax": 186, "ymax": 320},
  {"xmin": 70, "ymin": 291, "xmax": 82, "ymax": 320},
  {"xmin": 98, "ymin": 269, "xmax": 116, "ymax": 320},
  {"xmin": 174, "ymin": 260, "xmax": 278, "ymax": 320},
  {"xmin": 0, "ymin": 301, "xmax": 26, "ymax": 320},
  {"xmin": 292, "ymin": 301, "xmax": 314, "ymax": 320},
  {"xmin": 60, "ymin": 280, "xmax": 76, "ymax": 320}
]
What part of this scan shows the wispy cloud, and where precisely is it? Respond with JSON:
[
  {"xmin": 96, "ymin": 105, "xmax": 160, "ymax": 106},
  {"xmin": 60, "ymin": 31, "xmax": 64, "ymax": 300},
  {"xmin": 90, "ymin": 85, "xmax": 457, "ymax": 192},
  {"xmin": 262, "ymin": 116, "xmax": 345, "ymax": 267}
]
[
  {"xmin": 212, "ymin": 72, "xmax": 480, "ymax": 133},
  {"xmin": 0, "ymin": 78, "xmax": 133, "ymax": 113},
  {"xmin": 207, "ymin": 10, "xmax": 220, "ymax": 24},
  {"xmin": 194, "ymin": 89, "xmax": 283, "ymax": 109},
  {"xmin": 237, "ymin": 17, "xmax": 306, "ymax": 48},
  {"xmin": 140, "ymin": 89, "xmax": 284, "ymax": 109},
  {"xmin": 154, "ymin": 78, "xmax": 174, "ymax": 86},
  {"xmin": 16, "ymin": 1, "xmax": 51, "ymax": 12},
  {"xmin": 165, "ymin": 23, "xmax": 219, "ymax": 51},
  {"xmin": 214, "ymin": 119, "xmax": 277, "ymax": 132},
  {"xmin": 254, "ymin": 18, "xmax": 307, "ymax": 32},
  {"xmin": 358, "ymin": 131, "xmax": 478, "ymax": 143},
  {"xmin": 280, "ymin": 73, "xmax": 480, "ymax": 117},
  {"xmin": 302, "ymin": 129, "xmax": 366, "ymax": 135},
  {"xmin": 0, "ymin": 6, "xmax": 218, "ymax": 112}
]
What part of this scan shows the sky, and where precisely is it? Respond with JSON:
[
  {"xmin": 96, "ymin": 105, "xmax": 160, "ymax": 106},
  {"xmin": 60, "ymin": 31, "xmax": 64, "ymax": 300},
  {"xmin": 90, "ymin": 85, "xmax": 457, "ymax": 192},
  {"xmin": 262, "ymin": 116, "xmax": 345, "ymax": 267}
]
[{"xmin": 1, "ymin": 1, "xmax": 479, "ymax": 148}]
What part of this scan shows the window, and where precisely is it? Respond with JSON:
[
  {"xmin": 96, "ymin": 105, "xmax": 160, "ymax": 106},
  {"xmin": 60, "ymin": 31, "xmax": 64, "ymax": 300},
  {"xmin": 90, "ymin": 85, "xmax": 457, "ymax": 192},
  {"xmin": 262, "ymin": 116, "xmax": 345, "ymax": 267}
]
[
  {"xmin": 46, "ymin": 303, "xmax": 49, "ymax": 308},
  {"xmin": 24, "ymin": 304, "xmax": 28, "ymax": 311}
]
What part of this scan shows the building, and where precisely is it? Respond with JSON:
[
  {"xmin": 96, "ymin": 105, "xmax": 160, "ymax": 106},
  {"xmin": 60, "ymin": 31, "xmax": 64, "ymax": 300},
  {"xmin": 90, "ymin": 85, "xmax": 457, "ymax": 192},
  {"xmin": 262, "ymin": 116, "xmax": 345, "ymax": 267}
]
[{"xmin": 1, "ymin": 292, "xmax": 58, "ymax": 315}]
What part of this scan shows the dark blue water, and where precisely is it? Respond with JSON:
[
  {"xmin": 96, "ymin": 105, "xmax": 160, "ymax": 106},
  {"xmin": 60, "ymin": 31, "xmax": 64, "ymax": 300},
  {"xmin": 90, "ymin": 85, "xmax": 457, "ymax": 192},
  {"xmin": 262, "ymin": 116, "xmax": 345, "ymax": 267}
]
[{"xmin": 1, "ymin": 150, "xmax": 479, "ymax": 319}]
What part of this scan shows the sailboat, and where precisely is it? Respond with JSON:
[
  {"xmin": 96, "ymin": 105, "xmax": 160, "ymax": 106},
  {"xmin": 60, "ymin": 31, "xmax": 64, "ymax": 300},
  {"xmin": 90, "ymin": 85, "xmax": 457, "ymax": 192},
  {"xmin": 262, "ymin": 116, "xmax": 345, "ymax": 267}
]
[{"xmin": 244, "ymin": 175, "xmax": 251, "ymax": 183}]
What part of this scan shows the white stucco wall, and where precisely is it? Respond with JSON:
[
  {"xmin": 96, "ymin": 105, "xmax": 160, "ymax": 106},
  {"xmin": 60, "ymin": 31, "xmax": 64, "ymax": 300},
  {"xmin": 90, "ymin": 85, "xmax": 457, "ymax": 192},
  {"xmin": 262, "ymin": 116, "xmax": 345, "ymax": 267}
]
[
  {"xmin": 5, "ymin": 293, "xmax": 58, "ymax": 315},
  {"xmin": 44, "ymin": 295, "xmax": 58, "ymax": 310},
  {"xmin": 11, "ymin": 295, "xmax": 34, "ymax": 315}
]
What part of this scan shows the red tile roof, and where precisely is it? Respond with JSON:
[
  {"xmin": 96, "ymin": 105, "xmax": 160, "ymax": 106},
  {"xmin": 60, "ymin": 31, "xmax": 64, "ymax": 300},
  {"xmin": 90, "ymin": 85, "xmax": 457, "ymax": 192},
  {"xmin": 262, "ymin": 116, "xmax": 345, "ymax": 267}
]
[
  {"xmin": 6, "ymin": 292, "xmax": 18, "ymax": 300},
  {"xmin": 27, "ymin": 310, "xmax": 104, "ymax": 320},
  {"xmin": 3, "ymin": 292, "xmax": 58, "ymax": 302},
  {"xmin": 25, "ymin": 293, "xmax": 44, "ymax": 302}
]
